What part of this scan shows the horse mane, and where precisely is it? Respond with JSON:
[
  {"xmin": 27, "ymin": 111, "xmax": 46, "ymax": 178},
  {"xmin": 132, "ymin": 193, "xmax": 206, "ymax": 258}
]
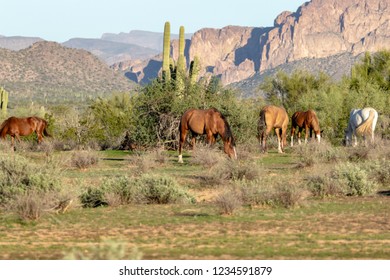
[
  {"xmin": 308, "ymin": 110, "xmax": 320, "ymax": 132},
  {"xmin": 211, "ymin": 108, "xmax": 235, "ymax": 145}
]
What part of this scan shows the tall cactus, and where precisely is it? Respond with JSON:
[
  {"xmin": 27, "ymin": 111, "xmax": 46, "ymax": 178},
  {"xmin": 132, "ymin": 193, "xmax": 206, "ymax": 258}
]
[
  {"xmin": 176, "ymin": 26, "xmax": 186, "ymax": 93},
  {"xmin": 189, "ymin": 56, "xmax": 200, "ymax": 84},
  {"xmin": 0, "ymin": 87, "xmax": 9, "ymax": 115},
  {"xmin": 177, "ymin": 26, "xmax": 186, "ymax": 73},
  {"xmin": 162, "ymin": 21, "xmax": 171, "ymax": 82}
]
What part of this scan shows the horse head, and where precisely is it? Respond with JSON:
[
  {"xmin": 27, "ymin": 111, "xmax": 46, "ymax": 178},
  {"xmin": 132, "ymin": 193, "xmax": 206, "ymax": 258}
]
[
  {"xmin": 344, "ymin": 129, "xmax": 352, "ymax": 146},
  {"xmin": 224, "ymin": 136, "xmax": 237, "ymax": 160}
]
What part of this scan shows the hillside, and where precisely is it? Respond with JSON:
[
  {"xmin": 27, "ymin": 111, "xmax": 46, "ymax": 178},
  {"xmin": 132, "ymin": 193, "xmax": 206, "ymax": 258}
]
[
  {"xmin": 0, "ymin": 41, "xmax": 135, "ymax": 104},
  {"xmin": 232, "ymin": 52, "xmax": 361, "ymax": 97}
]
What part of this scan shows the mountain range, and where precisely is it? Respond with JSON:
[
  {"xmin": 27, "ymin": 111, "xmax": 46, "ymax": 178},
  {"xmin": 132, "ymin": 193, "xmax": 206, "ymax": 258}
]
[{"xmin": 1, "ymin": 0, "xmax": 389, "ymax": 101}]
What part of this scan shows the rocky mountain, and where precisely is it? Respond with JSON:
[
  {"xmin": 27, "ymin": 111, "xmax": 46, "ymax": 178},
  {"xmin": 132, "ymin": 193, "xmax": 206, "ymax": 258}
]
[
  {"xmin": 0, "ymin": 41, "xmax": 135, "ymax": 104},
  {"xmin": 122, "ymin": 0, "xmax": 390, "ymax": 88}
]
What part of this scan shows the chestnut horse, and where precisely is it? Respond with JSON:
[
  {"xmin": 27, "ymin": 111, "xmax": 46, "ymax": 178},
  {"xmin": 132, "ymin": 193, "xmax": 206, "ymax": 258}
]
[
  {"xmin": 290, "ymin": 109, "xmax": 321, "ymax": 146},
  {"xmin": 345, "ymin": 107, "xmax": 378, "ymax": 146},
  {"xmin": 258, "ymin": 105, "xmax": 289, "ymax": 153},
  {"xmin": 0, "ymin": 116, "xmax": 51, "ymax": 147},
  {"xmin": 178, "ymin": 108, "xmax": 237, "ymax": 163}
]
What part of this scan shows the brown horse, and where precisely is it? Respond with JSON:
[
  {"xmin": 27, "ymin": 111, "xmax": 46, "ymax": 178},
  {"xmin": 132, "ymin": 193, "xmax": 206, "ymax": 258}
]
[
  {"xmin": 178, "ymin": 108, "xmax": 237, "ymax": 163},
  {"xmin": 258, "ymin": 105, "xmax": 289, "ymax": 153},
  {"xmin": 0, "ymin": 116, "xmax": 51, "ymax": 147},
  {"xmin": 290, "ymin": 109, "xmax": 321, "ymax": 146}
]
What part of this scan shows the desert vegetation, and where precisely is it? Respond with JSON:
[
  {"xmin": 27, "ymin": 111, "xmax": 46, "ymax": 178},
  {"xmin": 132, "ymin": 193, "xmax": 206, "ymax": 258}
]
[{"xmin": 0, "ymin": 51, "xmax": 389, "ymax": 259}]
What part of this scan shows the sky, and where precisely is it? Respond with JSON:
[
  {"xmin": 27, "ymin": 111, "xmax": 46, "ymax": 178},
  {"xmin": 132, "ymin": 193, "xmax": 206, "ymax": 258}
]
[{"xmin": 1, "ymin": 0, "xmax": 308, "ymax": 43}]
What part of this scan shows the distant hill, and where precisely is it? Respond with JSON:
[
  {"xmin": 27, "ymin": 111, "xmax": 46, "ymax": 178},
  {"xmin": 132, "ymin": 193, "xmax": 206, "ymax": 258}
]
[
  {"xmin": 101, "ymin": 30, "xmax": 192, "ymax": 52},
  {"xmin": 0, "ymin": 36, "xmax": 43, "ymax": 50},
  {"xmin": 62, "ymin": 38, "xmax": 159, "ymax": 65},
  {"xmin": 232, "ymin": 52, "xmax": 361, "ymax": 97},
  {"xmin": 0, "ymin": 41, "xmax": 135, "ymax": 104}
]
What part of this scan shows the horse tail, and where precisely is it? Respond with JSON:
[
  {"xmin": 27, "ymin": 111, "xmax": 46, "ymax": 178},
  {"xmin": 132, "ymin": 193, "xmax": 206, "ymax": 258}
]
[
  {"xmin": 258, "ymin": 108, "xmax": 266, "ymax": 139},
  {"xmin": 356, "ymin": 109, "xmax": 375, "ymax": 136},
  {"xmin": 40, "ymin": 119, "xmax": 52, "ymax": 137},
  {"xmin": 43, "ymin": 126, "xmax": 51, "ymax": 137},
  {"xmin": 0, "ymin": 118, "xmax": 9, "ymax": 138}
]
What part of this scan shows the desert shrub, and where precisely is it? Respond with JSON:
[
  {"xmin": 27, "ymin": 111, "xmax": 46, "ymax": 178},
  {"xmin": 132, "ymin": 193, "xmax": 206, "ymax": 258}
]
[
  {"xmin": 365, "ymin": 159, "xmax": 390, "ymax": 186},
  {"xmin": 136, "ymin": 174, "xmax": 195, "ymax": 204},
  {"xmin": 214, "ymin": 189, "xmax": 242, "ymax": 215},
  {"xmin": 70, "ymin": 150, "xmax": 99, "ymax": 169},
  {"xmin": 80, "ymin": 174, "xmax": 195, "ymax": 207},
  {"xmin": 213, "ymin": 159, "xmax": 261, "ymax": 182},
  {"xmin": 332, "ymin": 162, "xmax": 377, "ymax": 196},
  {"xmin": 11, "ymin": 190, "xmax": 46, "ymax": 220},
  {"xmin": 101, "ymin": 176, "xmax": 145, "ymax": 206},
  {"xmin": 238, "ymin": 180, "xmax": 306, "ymax": 208},
  {"xmin": 190, "ymin": 145, "xmax": 226, "ymax": 168},
  {"xmin": 346, "ymin": 147, "xmax": 371, "ymax": 162},
  {"xmin": 307, "ymin": 175, "xmax": 345, "ymax": 198},
  {"xmin": 0, "ymin": 154, "xmax": 61, "ymax": 206},
  {"xmin": 271, "ymin": 184, "xmax": 306, "ymax": 208},
  {"xmin": 64, "ymin": 239, "xmax": 142, "ymax": 260},
  {"xmin": 79, "ymin": 186, "xmax": 109, "ymax": 208},
  {"xmin": 128, "ymin": 149, "xmax": 168, "ymax": 174},
  {"xmin": 294, "ymin": 140, "xmax": 342, "ymax": 167}
]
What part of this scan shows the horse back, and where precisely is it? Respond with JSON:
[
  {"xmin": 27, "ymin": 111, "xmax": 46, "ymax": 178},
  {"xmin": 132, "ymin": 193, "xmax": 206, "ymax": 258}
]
[
  {"xmin": 262, "ymin": 105, "xmax": 288, "ymax": 129},
  {"xmin": 180, "ymin": 108, "xmax": 207, "ymax": 135}
]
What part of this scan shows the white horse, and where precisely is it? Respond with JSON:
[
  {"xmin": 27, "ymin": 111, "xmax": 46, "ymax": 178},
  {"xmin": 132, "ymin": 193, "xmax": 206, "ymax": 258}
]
[{"xmin": 345, "ymin": 107, "xmax": 378, "ymax": 146}]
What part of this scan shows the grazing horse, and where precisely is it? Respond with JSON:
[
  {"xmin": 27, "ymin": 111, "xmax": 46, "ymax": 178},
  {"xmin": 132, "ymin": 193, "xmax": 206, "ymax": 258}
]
[
  {"xmin": 178, "ymin": 108, "xmax": 237, "ymax": 163},
  {"xmin": 345, "ymin": 107, "xmax": 378, "ymax": 146},
  {"xmin": 290, "ymin": 109, "xmax": 321, "ymax": 146},
  {"xmin": 0, "ymin": 116, "xmax": 51, "ymax": 148},
  {"xmin": 258, "ymin": 105, "xmax": 289, "ymax": 153}
]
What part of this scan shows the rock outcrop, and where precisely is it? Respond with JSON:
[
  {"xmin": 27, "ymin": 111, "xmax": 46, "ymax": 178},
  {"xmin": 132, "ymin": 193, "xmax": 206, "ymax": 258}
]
[
  {"xmin": 186, "ymin": 0, "xmax": 390, "ymax": 84},
  {"xmin": 118, "ymin": 0, "xmax": 390, "ymax": 86}
]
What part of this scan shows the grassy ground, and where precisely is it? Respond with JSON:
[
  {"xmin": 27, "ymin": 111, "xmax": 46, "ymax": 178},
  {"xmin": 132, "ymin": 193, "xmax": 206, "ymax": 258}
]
[{"xmin": 0, "ymin": 142, "xmax": 389, "ymax": 260}]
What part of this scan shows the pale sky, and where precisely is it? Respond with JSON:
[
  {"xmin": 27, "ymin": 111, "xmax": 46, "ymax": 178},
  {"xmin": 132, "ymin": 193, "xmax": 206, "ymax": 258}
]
[{"xmin": 1, "ymin": 0, "xmax": 308, "ymax": 42}]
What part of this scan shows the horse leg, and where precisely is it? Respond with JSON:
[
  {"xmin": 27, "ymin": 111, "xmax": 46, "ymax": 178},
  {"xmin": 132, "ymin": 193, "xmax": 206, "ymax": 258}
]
[
  {"xmin": 290, "ymin": 126, "xmax": 295, "ymax": 147},
  {"xmin": 304, "ymin": 126, "xmax": 309, "ymax": 144},
  {"xmin": 275, "ymin": 128, "xmax": 283, "ymax": 153},
  {"xmin": 298, "ymin": 128, "xmax": 303, "ymax": 145},
  {"xmin": 352, "ymin": 131, "xmax": 358, "ymax": 147},
  {"xmin": 178, "ymin": 129, "xmax": 188, "ymax": 163},
  {"xmin": 281, "ymin": 128, "xmax": 287, "ymax": 152},
  {"xmin": 37, "ymin": 131, "xmax": 43, "ymax": 144}
]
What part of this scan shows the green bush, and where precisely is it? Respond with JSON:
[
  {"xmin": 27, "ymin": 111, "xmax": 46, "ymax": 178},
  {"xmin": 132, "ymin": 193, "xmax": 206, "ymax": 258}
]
[
  {"xmin": 79, "ymin": 186, "xmax": 109, "ymax": 208},
  {"xmin": 307, "ymin": 175, "xmax": 345, "ymax": 198},
  {"xmin": 71, "ymin": 150, "xmax": 99, "ymax": 169},
  {"xmin": 214, "ymin": 189, "xmax": 242, "ymax": 215},
  {"xmin": 80, "ymin": 174, "xmax": 195, "ymax": 207},
  {"xmin": 136, "ymin": 174, "xmax": 195, "ymax": 204},
  {"xmin": 332, "ymin": 162, "xmax": 377, "ymax": 196},
  {"xmin": 0, "ymin": 154, "xmax": 61, "ymax": 205},
  {"xmin": 101, "ymin": 176, "xmax": 145, "ymax": 205},
  {"xmin": 238, "ymin": 180, "xmax": 305, "ymax": 208}
]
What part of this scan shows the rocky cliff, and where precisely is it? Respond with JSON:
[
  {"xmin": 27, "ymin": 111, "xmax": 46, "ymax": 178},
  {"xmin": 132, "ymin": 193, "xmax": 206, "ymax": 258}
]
[{"xmin": 184, "ymin": 0, "xmax": 390, "ymax": 85}]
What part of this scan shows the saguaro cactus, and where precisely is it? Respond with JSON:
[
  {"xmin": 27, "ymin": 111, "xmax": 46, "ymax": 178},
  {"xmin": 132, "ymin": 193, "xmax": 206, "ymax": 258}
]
[
  {"xmin": 189, "ymin": 56, "xmax": 200, "ymax": 84},
  {"xmin": 0, "ymin": 87, "xmax": 8, "ymax": 115},
  {"xmin": 162, "ymin": 21, "xmax": 171, "ymax": 82},
  {"xmin": 176, "ymin": 26, "xmax": 187, "ymax": 93},
  {"xmin": 177, "ymin": 26, "xmax": 186, "ymax": 73}
]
